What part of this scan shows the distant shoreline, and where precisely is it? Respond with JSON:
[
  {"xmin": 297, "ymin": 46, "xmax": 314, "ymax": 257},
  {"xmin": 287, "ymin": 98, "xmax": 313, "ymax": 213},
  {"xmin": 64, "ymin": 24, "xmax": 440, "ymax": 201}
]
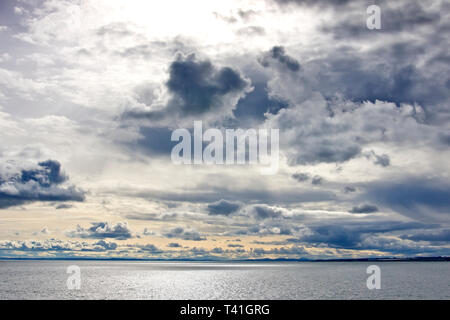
[{"xmin": 0, "ymin": 256, "xmax": 448, "ymax": 262}]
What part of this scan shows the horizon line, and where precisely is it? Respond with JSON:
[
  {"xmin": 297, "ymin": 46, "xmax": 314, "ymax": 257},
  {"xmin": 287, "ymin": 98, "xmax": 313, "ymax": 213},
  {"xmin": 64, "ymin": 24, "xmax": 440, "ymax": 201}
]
[{"xmin": 1, "ymin": 256, "xmax": 448, "ymax": 262}]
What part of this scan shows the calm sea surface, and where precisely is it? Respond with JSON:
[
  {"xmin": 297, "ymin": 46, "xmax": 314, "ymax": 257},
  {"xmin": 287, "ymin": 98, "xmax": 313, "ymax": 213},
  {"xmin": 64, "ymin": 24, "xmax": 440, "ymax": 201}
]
[{"xmin": 0, "ymin": 260, "xmax": 448, "ymax": 299}]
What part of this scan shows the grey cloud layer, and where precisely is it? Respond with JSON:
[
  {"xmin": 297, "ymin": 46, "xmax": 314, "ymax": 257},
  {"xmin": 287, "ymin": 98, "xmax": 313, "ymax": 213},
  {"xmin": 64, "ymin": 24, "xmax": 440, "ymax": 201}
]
[
  {"xmin": 259, "ymin": 46, "xmax": 301, "ymax": 72},
  {"xmin": 66, "ymin": 222, "xmax": 134, "ymax": 240},
  {"xmin": 0, "ymin": 239, "xmax": 118, "ymax": 252},
  {"xmin": 163, "ymin": 227, "xmax": 206, "ymax": 241},
  {"xmin": 0, "ymin": 160, "xmax": 85, "ymax": 208},
  {"xmin": 207, "ymin": 199, "xmax": 241, "ymax": 216}
]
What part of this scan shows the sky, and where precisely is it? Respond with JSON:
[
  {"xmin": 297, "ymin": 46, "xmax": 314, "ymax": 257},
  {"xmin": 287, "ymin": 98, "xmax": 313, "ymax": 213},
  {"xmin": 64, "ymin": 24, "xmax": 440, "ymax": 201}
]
[{"xmin": 0, "ymin": 0, "xmax": 449, "ymax": 260}]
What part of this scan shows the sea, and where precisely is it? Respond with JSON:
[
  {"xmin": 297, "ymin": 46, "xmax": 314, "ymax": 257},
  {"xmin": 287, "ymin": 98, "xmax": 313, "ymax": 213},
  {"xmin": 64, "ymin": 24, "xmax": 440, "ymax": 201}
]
[{"xmin": 0, "ymin": 260, "xmax": 448, "ymax": 299}]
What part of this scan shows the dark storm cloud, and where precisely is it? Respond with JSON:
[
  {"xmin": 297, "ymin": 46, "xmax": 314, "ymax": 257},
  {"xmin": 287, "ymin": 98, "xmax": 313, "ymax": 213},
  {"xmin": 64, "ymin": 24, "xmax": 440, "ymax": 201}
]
[
  {"xmin": 252, "ymin": 205, "xmax": 282, "ymax": 220},
  {"xmin": 0, "ymin": 160, "xmax": 85, "ymax": 208},
  {"xmin": 228, "ymin": 243, "xmax": 244, "ymax": 248},
  {"xmin": 372, "ymin": 153, "xmax": 390, "ymax": 167},
  {"xmin": 311, "ymin": 175, "xmax": 324, "ymax": 186},
  {"xmin": 401, "ymin": 229, "xmax": 450, "ymax": 243},
  {"xmin": 135, "ymin": 244, "xmax": 163, "ymax": 253},
  {"xmin": 66, "ymin": 222, "xmax": 134, "ymax": 240},
  {"xmin": 265, "ymin": 45, "xmax": 448, "ymax": 166},
  {"xmin": 310, "ymin": 57, "xmax": 440, "ymax": 106},
  {"xmin": 289, "ymin": 220, "xmax": 435, "ymax": 249},
  {"xmin": 438, "ymin": 133, "xmax": 450, "ymax": 146},
  {"xmin": 163, "ymin": 227, "xmax": 206, "ymax": 241},
  {"xmin": 207, "ymin": 199, "xmax": 241, "ymax": 216},
  {"xmin": 364, "ymin": 151, "xmax": 391, "ymax": 167},
  {"xmin": 296, "ymin": 1, "xmax": 450, "ymax": 109},
  {"xmin": 344, "ymin": 186, "xmax": 357, "ymax": 193},
  {"xmin": 292, "ymin": 172, "xmax": 310, "ymax": 182},
  {"xmin": 349, "ymin": 204, "xmax": 379, "ymax": 214},
  {"xmin": 123, "ymin": 119, "xmax": 233, "ymax": 158},
  {"xmin": 293, "ymin": 141, "xmax": 361, "ymax": 165},
  {"xmin": 167, "ymin": 242, "xmax": 182, "ymax": 248},
  {"xmin": 358, "ymin": 235, "xmax": 449, "ymax": 255},
  {"xmin": 286, "ymin": 38, "xmax": 449, "ymax": 108},
  {"xmin": 125, "ymin": 185, "xmax": 336, "ymax": 205},
  {"xmin": 292, "ymin": 225, "xmax": 362, "ymax": 248},
  {"xmin": 259, "ymin": 46, "xmax": 300, "ymax": 72},
  {"xmin": 363, "ymin": 178, "xmax": 450, "ymax": 220},
  {"xmin": 134, "ymin": 126, "xmax": 175, "ymax": 155},
  {"xmin": 167, "ymin": 54, "xmax": 248, "ymax": 114},
  {"xmin": 124, "ymin": 54, "xmax": 249, "ymax": 120},
  {"xmin": 233, "ymin": 81, "xmax": 288, "ymax": 123},
  {"xmin": 20, "ymin": 160, "xmax": 68, "ymax": 186}
]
